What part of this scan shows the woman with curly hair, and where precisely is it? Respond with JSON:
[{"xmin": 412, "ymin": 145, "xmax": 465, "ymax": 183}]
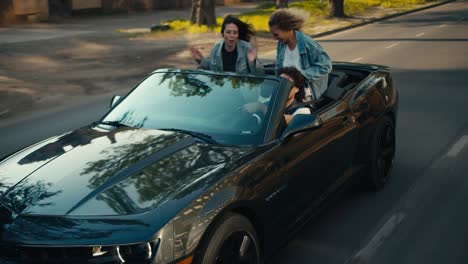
[
  {"xmin": 269, "ymin": 8, "xmax": 332, "ymax": 102},
  {"xmin": 190, "ymin": 15, "xmax": 258, "ymax": 73}
]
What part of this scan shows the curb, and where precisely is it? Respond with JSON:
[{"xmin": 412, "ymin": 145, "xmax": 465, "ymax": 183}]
[{"xmin": 311, "ymin": 0, "xmax": 456, "ymax": 38}]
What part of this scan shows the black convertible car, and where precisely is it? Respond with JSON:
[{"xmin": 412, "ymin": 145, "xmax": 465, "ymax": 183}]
[{"xmin": 0, "ymin": 63, "xmax": 397, "ymax": 264}]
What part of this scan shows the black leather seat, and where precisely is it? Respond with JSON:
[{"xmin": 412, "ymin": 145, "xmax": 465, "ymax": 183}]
[{"xmin": 324, "ymin": 71, "xmax": 348, "ymax": 101}]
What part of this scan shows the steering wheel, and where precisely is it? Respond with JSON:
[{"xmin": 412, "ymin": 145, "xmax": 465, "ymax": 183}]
[{"xmin": 213, "ymin": 106, "xmax": 262, "ymax": 132}]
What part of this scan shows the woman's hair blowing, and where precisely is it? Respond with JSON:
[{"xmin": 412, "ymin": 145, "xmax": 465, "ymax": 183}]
[
  {"xmin": 268, "ymin": 8, "xmax": 309, "ymax": 31},
  {"xmin": 221, "ymin": 15, "xmax": 255, "ymax": 42}
]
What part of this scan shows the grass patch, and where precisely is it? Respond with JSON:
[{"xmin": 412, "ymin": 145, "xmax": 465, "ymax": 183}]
[
  {"xmin": 164, "ymin": 17, "xmax": 223, "ymax": 34},
  {"xmin": 146, "ymin": 0, "xmax": 441, "ymax": 36},
  {"xmin": 289, "ymin": 1, "xmax": 329, "ymax": 17},
  {"xmin": 344, "ymin": 0, "xmax": 439, "ymax": 15},
  {"xmin": 381, "ymin": 0, "xmax": 438, "ymax": 8}
]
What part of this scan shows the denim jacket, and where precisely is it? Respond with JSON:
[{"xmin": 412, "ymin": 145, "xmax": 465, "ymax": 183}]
[
  {"xmin": 275, "ymin": 31, "xmax": 332, "ymax": 99},
  {"xmin": 200, "ymin": 39, "xmax": 257, "ymax": 73}
]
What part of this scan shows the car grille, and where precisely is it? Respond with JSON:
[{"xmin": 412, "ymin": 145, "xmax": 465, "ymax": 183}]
[
  {"xmin": 0, "ymin": 205, "xmax": 156, "ymax": 264},
  {"xmin": 0, "ymin": 245, "xmax": 122, "ymax": 264}
]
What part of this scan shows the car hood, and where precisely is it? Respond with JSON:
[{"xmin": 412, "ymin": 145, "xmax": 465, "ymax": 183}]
[{"xmin": 0, "ymin": 125, "xmax": 251, "ymax": 217}]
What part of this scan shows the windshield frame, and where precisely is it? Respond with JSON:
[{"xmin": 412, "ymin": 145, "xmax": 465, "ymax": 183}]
[{"xmin": 98, "ymin": 69, "xmax": 281, "ymax": 146}]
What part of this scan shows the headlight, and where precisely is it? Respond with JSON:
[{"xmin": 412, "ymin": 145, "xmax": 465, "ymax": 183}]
[
  {"xmin": 91, "ymin": 240, "xmax": 159, "ymax": 264},
  {"xmin": 118, "ymin": 242, "xmax": 153, "ymax": 262}
]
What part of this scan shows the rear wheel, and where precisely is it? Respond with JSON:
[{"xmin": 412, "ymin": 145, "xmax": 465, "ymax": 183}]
[
  {"xmin": 198, "ymin": 213, "xmax": 261, "ymax": 264},
  {"xmin": 365, "ymin": 116, "xmax": 395, "ymax": 190}
]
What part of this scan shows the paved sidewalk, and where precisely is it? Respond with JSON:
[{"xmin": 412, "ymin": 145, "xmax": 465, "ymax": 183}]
[{"xmin": 0, "ymin": 1, "xmax": 452, "ymax": 121}]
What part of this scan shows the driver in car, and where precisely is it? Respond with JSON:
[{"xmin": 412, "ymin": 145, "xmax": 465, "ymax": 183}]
[
  {"xmin": 280, "ymin": 67, "xmax": 313, "ymax": 124},
  {"xmin": 243, "ymin": 66, "xmax": 312, "ymax": 125}
]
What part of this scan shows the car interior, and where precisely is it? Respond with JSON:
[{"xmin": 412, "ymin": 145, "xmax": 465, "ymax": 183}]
[
  {"xmin": 314, "ymin": 68, "xmax": 368, "ymax": 109},
  {"xmin": 263, "ymin": 64, "xmax": 367, "ymax": 95},
  {"xmin": 262, "ymin": 64, "xmax": 369, "ymax": 111}
]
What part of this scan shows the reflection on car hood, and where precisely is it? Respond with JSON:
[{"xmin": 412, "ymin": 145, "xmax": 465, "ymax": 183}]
[{"xmin": 0, "ymin": 126, "xmax": 250, "ymax": 217}]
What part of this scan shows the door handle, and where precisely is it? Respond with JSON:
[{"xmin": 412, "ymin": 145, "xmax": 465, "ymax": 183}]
[{"xmin": 342, "ymin": 116, "xmax": 354, "ymax": 126}]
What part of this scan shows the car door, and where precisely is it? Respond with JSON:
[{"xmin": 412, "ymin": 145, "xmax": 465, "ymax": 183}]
[{"xmin": 268, "ymin": 94, "xmax": 359, "ymax": 233}]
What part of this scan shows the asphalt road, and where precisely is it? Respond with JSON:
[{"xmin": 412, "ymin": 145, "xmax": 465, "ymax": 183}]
[{"xmin": 1, "ymin": 1, "xmax": 468, "ymax": 263}]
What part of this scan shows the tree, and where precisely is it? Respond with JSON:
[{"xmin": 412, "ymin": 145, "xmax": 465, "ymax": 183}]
[
  {"xmin": 0, "ymin": 0, "xmax": 13, "ymax": 24},
  {"xmin": 276, "ymin": 0, "xmax": 289, "ymax": 8},
  {"xmin": 329, "ymin": 0, "xmax": 345, "ymax": 18},
  {"xmin": 190, "ymin": 0, "xmax": 216, "ymax": 26}
]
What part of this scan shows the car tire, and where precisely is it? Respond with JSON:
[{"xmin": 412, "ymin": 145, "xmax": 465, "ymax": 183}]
[
  {"xmin": 364, "ymin": 115, "xmax": 396, "ymax": 191},
  {"xmin": 197, "ymin": 213, "xmax": 261, "ymax": 264}
]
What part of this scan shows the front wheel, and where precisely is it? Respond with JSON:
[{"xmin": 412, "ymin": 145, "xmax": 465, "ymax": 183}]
[
  {"xmin": 365, "ymin": 115, "xmax": 396, "ymax": 191},
  {"xmin": 198, "ymin": 213, "xmax": 261, "ymax": 264}
]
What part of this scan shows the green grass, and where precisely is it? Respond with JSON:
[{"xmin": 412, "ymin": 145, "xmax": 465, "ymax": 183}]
[
  {"xmin": 381, "ymin": 0, "xmax": 438, "ymax": 8},
  {"xmin": 344, "ymin": 0, "xmax": 439, "ymax": 15},
  {"xmin": 162, "ymin": 17, "xmax": 223, "ymax": 34},
  {"xmin": 148, "ymin": 0, "xmax": 440, "ymax": 35}
]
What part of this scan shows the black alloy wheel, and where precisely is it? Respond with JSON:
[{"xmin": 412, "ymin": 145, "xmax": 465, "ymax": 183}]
[
  {"xmin": 199, "ymin": 213, "xmax": 261, "ymax": 264},
  {"xmin": 215, "ymin": 230, "xmax": 258, "ymax": 264},
  {"xmin": 367, "ymin": 116, "xmax": 395, "ymax": 190}
]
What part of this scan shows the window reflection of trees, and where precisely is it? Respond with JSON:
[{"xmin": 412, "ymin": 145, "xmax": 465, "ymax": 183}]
[
  {"xmin": 77, "ymin": 133, "xmax": 185, "ymax": 214},
  {"xmin": 82, "ymin": 134, "xmax": 182, "ymax": 189},
  {"xmin": 116, "ymin": 110, "xmax": 148, "ymax": 128},
  {"xmin": 18, "ymin": 127, "xmax": 120, "ymax": 165},
  {"xmin": 94, "ymin": 146, "xmax": 237, "ymax": 214},
  {"xmin": 157, "ymin": 72, "xmax": 266, "ymax": 98},
  {"xmin": 160, "ymin": 73, "xmax": 213, "ymax": 98},
  {"xmin": 4, "ymin": 180, "xmax": 62, "ymax": 213},
  {"xmin": 82, "ymin": 132, "xmax": 246, "ymax": 214}
]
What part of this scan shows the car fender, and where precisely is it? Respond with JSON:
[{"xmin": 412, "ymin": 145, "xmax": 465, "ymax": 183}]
[
  {"xmin": 172, "ymin": 180, "xmax": 264, "ymax": 260},
  {"xmin": 352, "ymin": 71, "xmax": 397, "ymax": 171}
]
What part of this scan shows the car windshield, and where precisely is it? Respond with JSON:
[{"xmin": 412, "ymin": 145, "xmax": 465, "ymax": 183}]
[{"xmin": 102, "ymin": 71, "xmax": 279, "ymax": 145}]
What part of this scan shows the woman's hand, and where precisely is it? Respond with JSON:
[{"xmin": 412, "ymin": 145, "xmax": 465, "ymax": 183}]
[
  {"xmin": 248, "ymin": 47, "xmax": 257, "ymax": 62},
  {"xmin": 190, "ymin": 46, "xmax": 203, "ymax": 62}
]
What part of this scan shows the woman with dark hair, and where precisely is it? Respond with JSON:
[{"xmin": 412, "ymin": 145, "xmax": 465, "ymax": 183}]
[
  {"xmin": 278, "ymin": 67, "xmax": 312, "ymax": 124},
  {"xmin": 242, "ymin": 67, "xmax": 311, "ymax": 125},
  {"xmin": 269, "ymin": 8, "xmax": 332, "ymax": 102},
  {"xmin": 190, "ymin": 15, "xmax": 258, "ymax": 73}
]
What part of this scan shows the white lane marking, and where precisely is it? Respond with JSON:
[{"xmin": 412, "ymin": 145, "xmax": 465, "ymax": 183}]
[
  {"xmin": 0, "ymin": 109, "xmax": 9, "ymax": 117},
  {"xmin": 446, "ymin": 135, "xmax": 468, "ymax": 157},
  {"xmin": 351, "ymin": 57, "xmax": 363, "ymax": 62},
  {"xmin": 439, "ymin": 24, "xmax": 447, "ymax": 28},
  {"xmin": 345, "ymin": 213, "xmax": 406, "ymax": 264},
  {"xmin": 386, "ymin": 43, "xmax": 399, "ymax": 49},
  {"xmin": 416, "ymin": 32, "xmax": 425, "ymax": 37}
]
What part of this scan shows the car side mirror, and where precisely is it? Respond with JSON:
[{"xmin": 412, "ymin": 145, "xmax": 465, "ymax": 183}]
[
  {"xmin": 110, "ymin": 95, "xmax": 122, "ymax": 109},
  {"xmin": 280, "ymin": 114, "xmax": 323, "ymax": 141}
]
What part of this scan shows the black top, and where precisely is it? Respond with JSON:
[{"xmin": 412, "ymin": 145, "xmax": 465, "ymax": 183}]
[
  {"xmin": 222, "ymin": 44, "xmax": 237, "ymax": 72},
  {"xmin": 284, "ymin": 100, "xmax": 304, "ymax": 115},
  {"xmin": 284, "ymin": 99, "xmax": 313, "ymax": 115}
]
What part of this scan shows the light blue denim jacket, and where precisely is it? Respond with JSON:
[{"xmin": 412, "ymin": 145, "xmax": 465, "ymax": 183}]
[
  {"xmin": 200, "ymin": 39, "xmax": 257, "ymax": 73},
  {"xmin": 275, "ymin": 31, "xmax": 332, "ymax": 99}
]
